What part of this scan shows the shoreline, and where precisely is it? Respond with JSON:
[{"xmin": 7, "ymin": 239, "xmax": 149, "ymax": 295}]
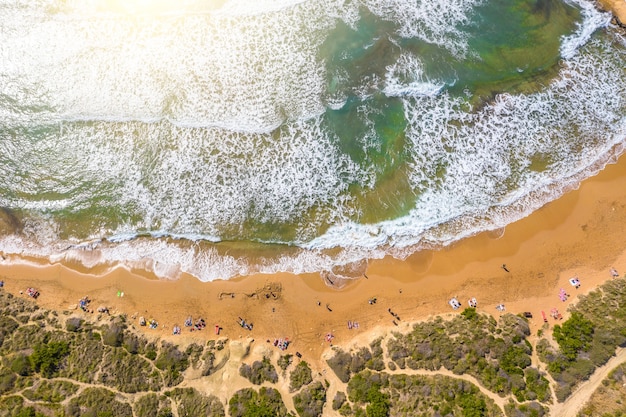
[{"xmin": 1, "ymin": 149, "xmax": 626, "ymax": 368}]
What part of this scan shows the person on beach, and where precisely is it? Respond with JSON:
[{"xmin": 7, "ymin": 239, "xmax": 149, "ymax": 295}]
[
  {"xmin": 502, "ymin": 264, "xmax": 510, "ymax": 272},
  {"xmin": 611, "ymin": 267, "xmax": 619, "ymax": 278}
]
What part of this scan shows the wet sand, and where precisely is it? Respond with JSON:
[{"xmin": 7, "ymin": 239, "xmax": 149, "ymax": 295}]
[{"xmin": 1, "ymin": 149, "xmax": 626, "ymax": 367}]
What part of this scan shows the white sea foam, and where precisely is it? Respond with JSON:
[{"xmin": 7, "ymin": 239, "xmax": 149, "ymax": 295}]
[
  {"xmin": 0, "ymin": 0, "xmax": 625, "ymax": 281},
  {"xmin": 308, "ymin": 32, "xmax": 626, "ymax": 254},
  {"xmin": 560, "ymin": 0, "xmax": 611, "ymax": 59},
  {"xmin": 0, "ymin": 0, "xmax": 335, "ymax": 133},
  {"xmin": 362, "ymin": 0, "xmax": 483, "ymax": 56},
  {"xmin": 383, "ymin": 52, "xmax": 445, "ymax": 97}
]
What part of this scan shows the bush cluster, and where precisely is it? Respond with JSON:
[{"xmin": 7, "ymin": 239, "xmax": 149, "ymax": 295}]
[
  {"xmin": 538, "ymin": 279, "xmax": 626, "ymax": 402},
  {"xmin": 239, "ymin": 357, "xmax": 278, "ymax": 385},
  {"xmin": 293, "ymin": 381, "xmax": 326, "ymax": 417},
  {"xmin": 229, "ymin": 387, "xmax": 289, "ymax": 417},
  {"xmin": 289, "ymin": 361, "xmax": 313, "ymax": 392},
  {"xmin": 344, "ymin": 370, "xmax": 502, "ymax": 417},
  {"xmin": 385, "ymin": 312, "xmax": 547, "ymax": 401}
]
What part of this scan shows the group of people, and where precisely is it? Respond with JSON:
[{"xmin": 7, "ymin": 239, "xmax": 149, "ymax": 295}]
[
  {"xmin": 78, "ymin": 296, "xmax": 91, "ymax": 312},
  {"xmin": 347, "ymin": 320, "xmax": 359, "ymax": 329},
  {"xmin": 273, "ymin": 338, "xmax": 290, "ymax": 350},
  {"xmin": 189, "ymin": 318, "xmax": 206, "ymax": 331}
]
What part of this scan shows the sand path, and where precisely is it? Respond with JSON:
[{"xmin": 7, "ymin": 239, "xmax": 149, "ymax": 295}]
[{"xmin": 550, "ymin": 347, "xmax": 626, "ymax": 417}]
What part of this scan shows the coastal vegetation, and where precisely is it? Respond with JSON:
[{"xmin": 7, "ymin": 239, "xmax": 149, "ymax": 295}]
[
  {"xmin": 578, "ymin": 361, "xmax": 626, "ymax": 416},
  {"xmin": 536, "ymin": 279, "xmax": 626, "ymax": 402},
  {"xmin": 1, "ymin": 275, "xmax": 625, "ymax": 416}
]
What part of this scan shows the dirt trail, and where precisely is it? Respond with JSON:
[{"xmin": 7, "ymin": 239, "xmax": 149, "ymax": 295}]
[
  {"xmin": 383, "ymin": 367, "xmax": 508, "ymax": 411},
  {"xmin": 550, "ymin": 348, "xmax": 626, "ymax": 417}
]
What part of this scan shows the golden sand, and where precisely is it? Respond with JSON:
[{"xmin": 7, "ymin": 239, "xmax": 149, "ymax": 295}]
[
  {"xmin": 597, "ymin": 0, "xmax": 626, "ymax": 25},
  {"xmin": 1, "ymin": 151, "xmax": 626, "ymax": 366}
]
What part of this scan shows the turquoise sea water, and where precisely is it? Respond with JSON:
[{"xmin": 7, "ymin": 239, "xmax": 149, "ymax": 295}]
[{"xmin": 0, "ymin": 0, "xmax": 625, "ymax": 280}]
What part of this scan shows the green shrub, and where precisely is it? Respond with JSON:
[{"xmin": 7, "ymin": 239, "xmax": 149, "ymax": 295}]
[
  {"xmin": 10, "ymin": 354, "xmax": 33, "ymax": 376},
  {"xmin": 326, "ymin": 349, "xmax": 352, "ymax": 383},
  {"xmin": 30, "ymin": 341, "xmax": 69, "ymax": 378},
  {"xmin": 65, "ymin": 317, "xmax": 84, "ymax": 332},
  {"xmin": 364, "ymin": 387, "xmax": 390, "ymax": 417},
  {"xmin": 22, "ymin": 380, "xmax": 79, "ymax": 403},
  {"xmin": 229, "ymin": 387, "xmax": 288, "ymax": 417},
  {"xmin": 290, "ymin": 361, "xmax": 313, "ymax": 392},
  {"xmin": 0, "ymin": 367, "xmax": 17, "ymax": 394},
  {"xmin": 99, "ymin": 347, "xmax": 162, "ymax": 392},
  {"xmin": 169, "ymin": 387, "xmax": 225, "ymax": 417},
  {"xmin": 552, "ymin": 312, "xmax": 594, "ymax": 360},
  {"xmin": 461, "ymin": 307, "xmax": 478, "ymax": 321},
  {"xmin": 102, "ymin": 322, "xmax": 125, "ymax": 347},
  {"xmin": 277, "ymin": 354, "xmax": 293, "ymax": 371},
  {"xmin": 332, "ymin": 392, "xmax": 346, "ymax": 410},
  {"xmin": 65, "ymin": 387, "xmax": 132, "ymax": 417},
  {"xmin": 239, "ymin": 357, "xmax": 278, "ymax": 385},
  {"xmin": 155, "ymin": 342, "xmax": 189, "ymax": 387},
  {"xmin": 293, "ymin": 381, "xmax": 326, "ymax": 417},
  {"xmin": 0, "ymin": 316, "xmax": 19, "ymax": 348}
]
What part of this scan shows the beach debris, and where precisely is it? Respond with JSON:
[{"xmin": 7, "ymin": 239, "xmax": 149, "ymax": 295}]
[
  {"xmin": 26, "ymin": 287, "xmax": 40, "ymax": 299},
  {"xmin": 116, "ymin": 291, "xmax": 124, "ymax": 297},
  {"xmin": 569, "ymin": 277, "xmax": 581, "ymax": 288},
  {"xmin": 139, "ymin": 316, "xmax": 146, "ymax": 326},
  {"xmin": 468, "ymin": 297, "xmax": 477, "ymax": 308},
  {"xmin": 611, "ymin": 267, "xmax": 619, "ymax": 278},
  {"xmin": 496, "ymin": 304, "xmax": 506, "ymax": 312},
  {"xmin": 449, "ymin": 298, "xmax": 461, "ymax": 310}
]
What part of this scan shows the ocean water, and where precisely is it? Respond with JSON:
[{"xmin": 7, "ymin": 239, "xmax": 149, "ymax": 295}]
[{"xmin": 0, "ymin": 0, "xmax": 625, "ymax": 281}]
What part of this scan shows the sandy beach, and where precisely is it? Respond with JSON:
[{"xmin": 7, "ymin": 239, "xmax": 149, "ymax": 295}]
[{"xmin": 1, "ymin": 141, "xmax": 626, "ymax": 374}]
